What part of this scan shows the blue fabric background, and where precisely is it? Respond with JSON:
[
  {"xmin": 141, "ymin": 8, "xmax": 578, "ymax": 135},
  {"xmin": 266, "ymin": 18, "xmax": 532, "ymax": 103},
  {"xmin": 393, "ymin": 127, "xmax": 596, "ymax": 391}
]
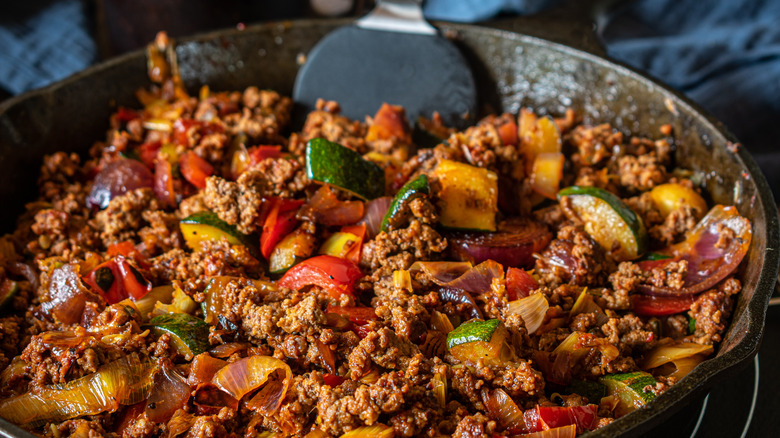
[{"xmin": 2, "ymin": 0, "xmax": 779, "ymax": 190}]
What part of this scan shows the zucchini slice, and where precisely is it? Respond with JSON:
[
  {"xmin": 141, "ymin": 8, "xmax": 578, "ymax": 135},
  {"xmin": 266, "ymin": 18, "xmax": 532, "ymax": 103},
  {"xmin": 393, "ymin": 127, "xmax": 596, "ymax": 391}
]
[
  {"xmin": 558, "ymin": 186, "xmax": 647, "ymax": 261},
  {"xmin": 565, "ymin": 379, "xmax": 607, "ymax": 404},
  {"xmin": 305, "ymin": 138, "xmax": 385, "ymax": 201},
  {"xmin": 381, "ymin": 174, "xmax": 429, "ymax": 232},
  {"xmin": 0, "ymin": 279, "xmax": 18, "ymax": 311},
  {"xmin": 147, "ymin": 313, "xmax": 210, "ymax": 360},
  {"xmin": 180, "ymin": 211, "xmax": 256, "ymax": 256},
  {"xmin": 446, "ymin": 319, "xmax": 513, "ymax": 365},
  {"xmin": 319, "ymin": 231, "xmax": 361, "ymax": 258},
  {"xmin": 599, "ymin": 371, "xmax": 657, "ymax": 417},
  {"xmin": 433, "ymin": 159, "xmax": 498, "ymax": 232},
  {"xmin": 269, "ymin": 229, "xmax": 317, "ymax": 275}
]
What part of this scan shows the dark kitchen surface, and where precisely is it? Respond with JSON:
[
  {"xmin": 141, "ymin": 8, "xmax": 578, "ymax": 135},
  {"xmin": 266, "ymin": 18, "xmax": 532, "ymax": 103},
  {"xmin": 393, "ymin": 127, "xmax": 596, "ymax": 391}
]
[{"xmin": 2, "ymin": 1, "xmax": 780, "ymax": 437}]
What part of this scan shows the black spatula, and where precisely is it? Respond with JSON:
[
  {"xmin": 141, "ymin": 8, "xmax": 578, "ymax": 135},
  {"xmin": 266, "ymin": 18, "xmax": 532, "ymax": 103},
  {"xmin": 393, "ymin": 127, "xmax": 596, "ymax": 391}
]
[{"xmin": 293, "ymin": 0, "xmax": 477, "ymax": 129}]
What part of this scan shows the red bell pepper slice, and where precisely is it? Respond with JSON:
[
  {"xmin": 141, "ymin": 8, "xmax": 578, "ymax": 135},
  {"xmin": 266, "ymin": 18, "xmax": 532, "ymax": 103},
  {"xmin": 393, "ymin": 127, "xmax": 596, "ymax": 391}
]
[
  {"xmin": 278, "ymin": 255, "xmax": 363, "ymax": 299},
  {"xmin": 340, "ymin": 224, "xmax": 366, "ymax": 264},
  {"xmin": 631, "ymin": 294, "xmax": 696, "ymax": 316},
  {"xmin": 326, "ymin": 305, "xmax": 377, "ymax": 325},
  {"xmin": 136, "ymin": 141, "xmax": 162, "ymax": 169},
  {"xmin": 153, "ymin": 158, "xmax": 176, "ymax": 206},
  {"xmin": 523, "ymin": 405, "xmax": 598, "ymax": 433},
  {"xmin": 259, "ymin": 197, "xmax": 305, "ymax": 259},
  {"xmin": 506, "ymin": 267, "xmax": 539, "ymax": 301},
  {"xmin": 352, "ymin": 324, "xmax": 373, "ymax": 339},
  {"xmin": 248, "ymin": 145, "xmax": 284, "ymax": 165},
  {"xmin": 179, "ymin": 152, "xmax": 214, "ymax": 190},
  {"xmin": 83, "ymin": 256, "xmax": 151, "ymax": 304}
]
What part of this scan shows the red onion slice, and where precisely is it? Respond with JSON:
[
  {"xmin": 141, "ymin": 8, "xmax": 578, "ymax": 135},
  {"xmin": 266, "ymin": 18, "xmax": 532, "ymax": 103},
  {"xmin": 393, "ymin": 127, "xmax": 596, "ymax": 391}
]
[
  {"xmin": 358, "ymin": 196, "xmax": 393, "ymax": 239},
  {"xmin": 637, "ymin": 205, "xmax": 751, "ymax": 296},
  {"xmin": 447, "ymin": 218, "xmax": 552, "ymax": 268},
  {"xmin": 87, "ymin": 158, "xmax": 154, "ymax": 209}
]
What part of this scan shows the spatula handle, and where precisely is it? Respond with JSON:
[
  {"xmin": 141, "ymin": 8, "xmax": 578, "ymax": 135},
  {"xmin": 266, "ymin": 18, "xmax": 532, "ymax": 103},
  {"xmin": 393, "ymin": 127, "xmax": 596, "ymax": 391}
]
[{"xmin": 356, "ymin": 0, "xmax": 437, "ymax": 35}]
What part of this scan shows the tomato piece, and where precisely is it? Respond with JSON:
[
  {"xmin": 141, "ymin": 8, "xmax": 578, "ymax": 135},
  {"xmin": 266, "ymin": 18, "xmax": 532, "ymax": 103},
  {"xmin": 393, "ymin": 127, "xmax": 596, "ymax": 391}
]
[
  {"xmin": 631, "ymin": 294, "xmax": 695, "ymax": 316},
  {"xmin": 322, "ymin": 373, "xmax": 345, "ymax": 387},
  {"xmin": 327, "ymin": 305, "xmax": 378, "ymax": 325},
  {"xmin": 259, "ymin": 198, "xmax": 304, "ymax": 259},
  {"xmin": 506, "ymin": 267, "xmax": 539, "ymax": 301},
  {"xmin": 341, "ymin": 224, "xmax": 366, "ymax": 264},
  {"xmin": 497, "ymin": 119, "xmax": 518, "ymax": 147},
  {"xmin": 179, "ymin": 152, "xmax": 214, "ymax": 190},
  {"xmin": 114, "ymin": 402, "xmax": 146, "ymax": 435},
  {"xmin": 136, "ymin": 141, "xmax": 162, "ymax": 169},
  {"xmin": 278, "ymin": 255, "xmax": 363, "ymax": 299},
  {"xmin": 248, "ymin": 146, "xmax": 284, "ymax": 165},
  {"xmin": 153, "ymin": 158, "xmax": 176, "ymax": 206},
  {"xmin": 524, "ymin": 405, "xmax": 598, "ymax": 433}
]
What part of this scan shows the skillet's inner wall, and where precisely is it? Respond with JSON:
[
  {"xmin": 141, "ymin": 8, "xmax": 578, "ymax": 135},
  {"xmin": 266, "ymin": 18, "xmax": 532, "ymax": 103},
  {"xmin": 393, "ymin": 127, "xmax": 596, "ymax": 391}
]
[{"xmin": 0, "ymin": 20, "xmax": 770, "ymax": 436}]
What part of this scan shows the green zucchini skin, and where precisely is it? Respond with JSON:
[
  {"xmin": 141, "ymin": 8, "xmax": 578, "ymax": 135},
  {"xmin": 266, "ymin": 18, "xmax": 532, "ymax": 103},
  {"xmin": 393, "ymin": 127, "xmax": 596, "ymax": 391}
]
[
  {"xmin": 180, "ymin": 211, "xmax": 259, "ymax": 258},
  {"xmin": 381, "ymin": 174, "xmax": 429, "ymax": 232},
  {"xmin": 446, "ymin": 319, "xmax": 501, "ymax": 349},
  {"xmin": 599, "ymin": 371, "xmax": 658, "ymax": 415},
  {"xmin": 305, "ymin": 138, "xmax": 385, "ymax": 201},
  {"xmin": 0, "ymin": 279, "xmax": 18, "ymax": 311},
  {"xmin": 147, "ymin": 313, "xmax": 210, "ymax": 357},
  {"xmin": 557, "ymin": 185, "xmax": 648, "ymax": 260}
]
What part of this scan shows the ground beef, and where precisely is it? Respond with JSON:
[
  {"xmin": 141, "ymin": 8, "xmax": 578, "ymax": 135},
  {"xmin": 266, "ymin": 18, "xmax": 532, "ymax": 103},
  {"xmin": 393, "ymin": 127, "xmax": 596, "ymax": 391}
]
[
  {"xmin": 202, "ymin": 173, "xmax": 268, "ymax": 234},
  {"xmin": 93, "ymin": 188, "xmax": 159, "ymax": 247},
  {"xmin": 601, "ymin": 314, "xmax": 654, "ymax": 355},
  {"xmin": 535, "ymin": 225, "xmax": 612, "ymax": 287},
  {"xmin": 567, "ymin": 123, "xmax": 622, "ymax": 167},
  {"xmin": 249, "ymin": 156, "xmax": 308, "ymax": 197},
  {"xmin": 361, "ymin": 219, "xmax": 447, "ymax": 273},
  {"xmin": 616, "ymin": 154, "xmax": 666, "ymax": 192},
  {"xmin": 300, "ymin": 99, "xmax": 367, "ymax": 153},
  {"xmin": 452, "ymin": 413, "xmax": 496, "ymax": 438},
  {"xmin": 649, "ymin": 204, "xmax": 700, "ymax": 246},
  {"xmin": 689, "ymin": 278, "xmax": 741, "ymax": 344}
]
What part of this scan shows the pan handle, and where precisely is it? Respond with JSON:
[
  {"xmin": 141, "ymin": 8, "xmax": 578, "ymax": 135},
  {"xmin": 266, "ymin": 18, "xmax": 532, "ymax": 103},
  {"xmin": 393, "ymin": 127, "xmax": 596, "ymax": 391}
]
[
  {"xmin": 357, "ymin": 0, "xmax": 437, "ymax": 35},
  {"xmin": 484, "ymin": 0, "xmax": 627, "ymax": 57}
]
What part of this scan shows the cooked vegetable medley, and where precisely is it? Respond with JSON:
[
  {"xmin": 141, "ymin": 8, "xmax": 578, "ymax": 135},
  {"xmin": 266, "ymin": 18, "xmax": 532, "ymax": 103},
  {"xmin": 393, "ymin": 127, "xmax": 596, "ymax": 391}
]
[{"xmin": 0, "ymin": 32, "xmax": 752, "ymax": 437}]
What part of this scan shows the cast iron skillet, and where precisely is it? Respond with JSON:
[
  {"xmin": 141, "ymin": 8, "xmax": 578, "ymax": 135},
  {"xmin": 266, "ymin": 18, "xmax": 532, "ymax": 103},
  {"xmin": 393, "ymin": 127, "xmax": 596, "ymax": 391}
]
[{"xmin": 0, "ymin": 18, "xmax": 777, "ymax": 438}]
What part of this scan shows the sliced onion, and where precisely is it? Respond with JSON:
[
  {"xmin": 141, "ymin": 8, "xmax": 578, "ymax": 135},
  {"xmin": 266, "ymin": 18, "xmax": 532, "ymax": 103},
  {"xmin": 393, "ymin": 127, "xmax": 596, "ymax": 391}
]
[
  {"xmin": 212, "ymin": 355, "xmax": 291, "ymax": 414},
  {"xmin": 553, "ymin": 332, "xmax": 619, "ymax": 363},
  {"xmin": 340, "ymin": 425, "xmax": 395, "ymax": 438},
  {"xmin": 409, "ymin": 261, "xmax": 473, "ymax": 285},
  {"xmin": 146, "ymin": 360, "xmax": 190, "ymax": 423},
  {"xmin": 208, "ymin": 342, "xmax": 252, "ymax": 358},
  {"xmin": 40, "ymin": 263, "xmax": 100, "ymax": 325},
  {"xmin": 431, "ymin": 372, "xmax": 447, "ymax": 408},
  {"xmin": 446, "ymin": 260, "xmax": 505, "ymax": 294},
  {"xmin": 637, "ymin": 205, "xmax": 751, "ymax": 296},
  {"xmin": 664, "ymin": 354, "xmax": 710, "ymax": 379},
  {"xmin": 166, "ymin": 409, "xmax": 196, "ymax": 438},
  {"xmin": 314, "ymin": 338, "xmax": 336, "ymax": 374},
  {"xmin": 358, "ymin": 196, "xmax": 393, "ymax": 238},
  {"xmin": 481, "ymin": 387, "xmax": 525, "ymax": 432},
  {"xmin": 0, "ymin": 353, "xmax": 154, "ymax": 427},
  {"xmin": 192, "ymin": 383, "xmax": 239, "ymax": 415},
  {"xmin": 569, "ymin": 289, "xmax": 609, "ymax": 326},
  {"xmin": 515, "ymin": 424, "xmax": 576, "ymax": 438},
  {"xmin": 506, "ymin": 293, "xmax": 548, "ymax": 334},
  {"xmin": 87, "ymin": 158, "xmax": 154, "ymax": 209},
  {"xmin": 188, "ymin": 353, "xmax": 227, "ymax": 386},
  {"xmin": 447, "ymin": 218, "xmax": 552, "ymax": 268},
  {"xmin": 430, "ymin": 310, "xmax": 454, "ymax": 334},
  {"xmin": 641, "ymin": 339, "xmax": 713, "ymax": 370},
  {"xmin": 439, "ymin": 287, "xmax": 483, "ymax": 320}
]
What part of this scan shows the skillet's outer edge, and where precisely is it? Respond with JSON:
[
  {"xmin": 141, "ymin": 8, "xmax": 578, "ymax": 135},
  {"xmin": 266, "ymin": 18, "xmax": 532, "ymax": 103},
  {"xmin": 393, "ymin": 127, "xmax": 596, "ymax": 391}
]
[{"xmin": 0, "ymin": 18, "xmax": 777, "ymax": 438}]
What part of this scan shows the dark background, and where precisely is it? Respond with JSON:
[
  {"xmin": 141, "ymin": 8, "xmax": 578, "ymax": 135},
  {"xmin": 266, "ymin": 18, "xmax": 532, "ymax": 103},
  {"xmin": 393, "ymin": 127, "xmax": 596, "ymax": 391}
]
[{"xmin": 1, "ymin": 0, "xmax": 779, "ymax": 436}]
